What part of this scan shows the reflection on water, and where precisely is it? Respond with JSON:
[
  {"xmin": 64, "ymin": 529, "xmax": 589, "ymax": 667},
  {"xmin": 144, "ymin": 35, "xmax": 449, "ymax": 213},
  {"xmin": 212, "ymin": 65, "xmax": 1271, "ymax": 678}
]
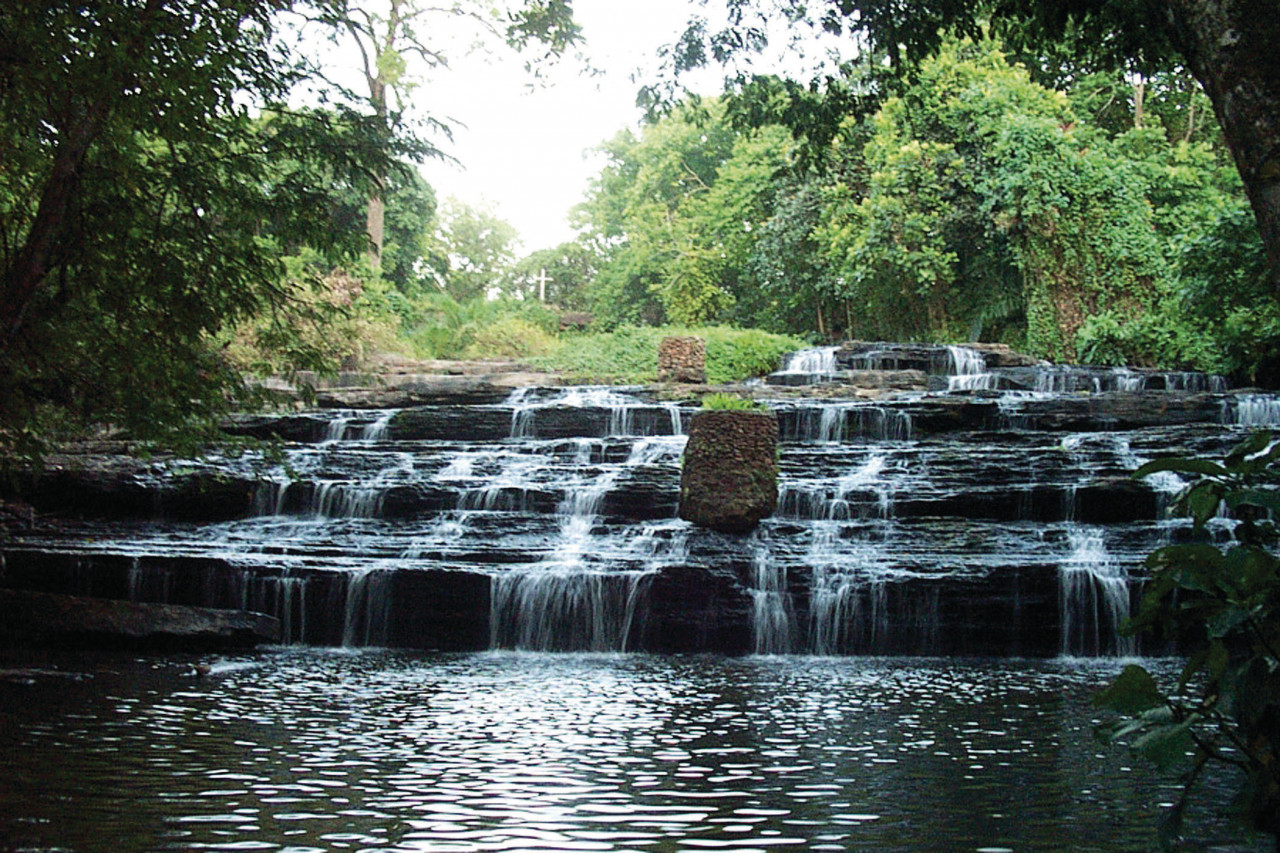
[{"xmin": 0, "ymin": 651, "xmax": 1261, "ymax": 852}]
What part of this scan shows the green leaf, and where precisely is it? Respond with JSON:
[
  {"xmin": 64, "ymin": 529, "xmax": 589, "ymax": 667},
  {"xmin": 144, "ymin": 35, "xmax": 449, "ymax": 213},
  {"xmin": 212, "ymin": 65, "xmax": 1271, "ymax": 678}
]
[
  {"xmin": 1095, "ymin": 664, "xmax": 1165, "ymax": 714},
  {"xmin": 1224, "ymin": 430, "xmax": 1274, "ymax": 467},
  {"xmin": 1133, "ymin": 457, "xmax": 1230, "ymax": 479},
  {"xmin": 1185, "ymin": 482, "xmax": 1225, "ymax": 528},
  {"xmin": 1224, "ymin": 488, "xmax": 1280, "ymax": 516},
  {"xmin": 1131, "ymin": 718, "xmax": 1196, "ymax": 770}
]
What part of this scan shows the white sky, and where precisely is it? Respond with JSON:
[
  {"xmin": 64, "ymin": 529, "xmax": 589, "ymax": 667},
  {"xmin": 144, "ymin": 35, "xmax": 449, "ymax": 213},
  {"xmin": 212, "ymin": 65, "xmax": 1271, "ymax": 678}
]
[{"xmin": 408, "ymin": 0, "xmax": 717, "ymax": 255}]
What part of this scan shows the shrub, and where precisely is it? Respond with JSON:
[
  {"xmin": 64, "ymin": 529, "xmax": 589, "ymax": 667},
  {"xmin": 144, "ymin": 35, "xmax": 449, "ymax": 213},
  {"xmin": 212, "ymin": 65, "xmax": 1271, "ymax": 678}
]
[
  {"xmin": 462, "ymin": 317, "xmax": 561, "ymax": 360},
  {"xmin": 700, "ymin": 392, "xmax": 766, "ymax": 411}
]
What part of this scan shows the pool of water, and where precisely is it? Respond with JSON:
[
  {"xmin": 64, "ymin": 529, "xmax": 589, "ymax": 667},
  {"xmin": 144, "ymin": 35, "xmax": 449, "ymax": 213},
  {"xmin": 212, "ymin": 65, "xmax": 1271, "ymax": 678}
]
[{"xmin": 0, "ymin": 650, "xmax": 1263, "ymax": 852}]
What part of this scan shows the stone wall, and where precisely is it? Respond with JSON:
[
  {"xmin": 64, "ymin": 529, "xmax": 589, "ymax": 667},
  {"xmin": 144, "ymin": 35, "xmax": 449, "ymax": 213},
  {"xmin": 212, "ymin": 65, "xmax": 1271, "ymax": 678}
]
[{"xmin": 658, "ymin": 336, "xmax": 706, "ymax": 383}]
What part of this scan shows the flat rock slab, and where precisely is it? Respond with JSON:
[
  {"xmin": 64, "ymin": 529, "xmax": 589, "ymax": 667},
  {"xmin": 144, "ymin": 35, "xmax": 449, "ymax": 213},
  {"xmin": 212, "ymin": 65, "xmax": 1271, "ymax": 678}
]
[
  {"xmin": 315, "ymin": 373, "xmax": 565, "ymax": 408},
  {"xmin": 0, "ymin": 589, "xmax": 279, "ymax": 650}
]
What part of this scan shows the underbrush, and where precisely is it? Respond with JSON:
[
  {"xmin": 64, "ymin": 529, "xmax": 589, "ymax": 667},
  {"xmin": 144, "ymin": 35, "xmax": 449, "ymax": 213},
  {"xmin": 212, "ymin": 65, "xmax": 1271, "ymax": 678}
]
[{"xmin": 535, "ymin": 326, "xmax": 805, "ymax": 384}]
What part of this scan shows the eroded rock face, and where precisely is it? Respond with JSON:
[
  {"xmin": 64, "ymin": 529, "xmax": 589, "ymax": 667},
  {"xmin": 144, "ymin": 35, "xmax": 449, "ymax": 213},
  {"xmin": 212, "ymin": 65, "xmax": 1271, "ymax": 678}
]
[{"xmin": 679, "ymin": 410, "xmax": 778, "ymax": 534}]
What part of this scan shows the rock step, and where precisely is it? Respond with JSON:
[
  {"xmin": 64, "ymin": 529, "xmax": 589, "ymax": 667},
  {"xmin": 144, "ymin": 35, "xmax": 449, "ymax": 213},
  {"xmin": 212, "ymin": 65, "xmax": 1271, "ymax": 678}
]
[
  {"xmin": 0, "ymin": 588, "xmax": 279, "ymax": 650},
  {"xmin": 0, "ymin": 548, "xmax": 1128, "ymax": 657}
]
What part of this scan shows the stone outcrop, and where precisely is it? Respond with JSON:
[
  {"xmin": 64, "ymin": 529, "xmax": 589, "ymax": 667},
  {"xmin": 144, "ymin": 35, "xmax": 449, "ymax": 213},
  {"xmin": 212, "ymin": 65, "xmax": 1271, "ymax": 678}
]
[
  {"xmin": 658, "ymin": 336, "xmax": 706, "ymax": 383},
  {"xmin": 679, "ymin": 410, "xmax": 779, "ymax": 533},
  {"xmin": 0, "ymin": 588, "xmax": 278, "ymax": 650}
]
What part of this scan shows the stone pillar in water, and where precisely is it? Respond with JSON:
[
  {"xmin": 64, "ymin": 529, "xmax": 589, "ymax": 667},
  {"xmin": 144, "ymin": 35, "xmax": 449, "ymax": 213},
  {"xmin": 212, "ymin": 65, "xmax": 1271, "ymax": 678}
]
[
  {"xmin": 679, "ymin": 410, "xmax": 778, "ymax": 533},
  {"xmin": 658, "ymin": 336, "xmax": 706, "ymax": 383}
]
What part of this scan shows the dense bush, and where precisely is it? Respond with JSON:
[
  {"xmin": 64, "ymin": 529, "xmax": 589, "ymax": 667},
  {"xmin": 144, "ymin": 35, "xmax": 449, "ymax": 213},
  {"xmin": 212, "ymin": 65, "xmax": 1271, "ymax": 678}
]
[{"xmin": 462, "ymin": 317, "xmax": 560, "ymax": 360}]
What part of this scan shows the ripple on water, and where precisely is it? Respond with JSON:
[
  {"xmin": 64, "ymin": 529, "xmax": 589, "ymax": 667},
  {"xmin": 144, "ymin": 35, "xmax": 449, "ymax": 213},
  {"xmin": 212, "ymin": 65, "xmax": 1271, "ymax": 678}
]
[{"xmin": 0, "ymin": 651, "xmax": 1266, "ymax": 853}]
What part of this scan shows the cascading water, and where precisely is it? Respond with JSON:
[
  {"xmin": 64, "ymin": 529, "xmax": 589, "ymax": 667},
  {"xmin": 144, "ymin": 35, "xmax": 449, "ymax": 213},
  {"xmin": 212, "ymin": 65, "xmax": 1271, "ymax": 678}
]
[
  {"xmin": 1059, "ymin": 527, "xmax": 1136, "ymax": 657},
  {"xmin": 772, "ymin": 346, "xmax": 840, "ymax": 382},
  {"xmin": 1233, "ymin": 394, "xmax": 1280, "ymax": 426},
  {"xmin": 750, "ymin": 543, "xmax": 795, "ymax": 654},
  {"xmin": 490, "ymin": 427, "xmax": 685, "ymax": 651},
  {"xmin": 4, "ymin": 343, "xmax": 1248, "ymax": 657}
]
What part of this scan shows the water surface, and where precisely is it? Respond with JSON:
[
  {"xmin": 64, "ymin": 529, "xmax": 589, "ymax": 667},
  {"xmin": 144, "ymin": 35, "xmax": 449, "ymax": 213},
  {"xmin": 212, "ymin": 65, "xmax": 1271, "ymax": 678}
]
[{"xmin": 0, "ymin": 651, "xmax": 1261, "ymax": 851}]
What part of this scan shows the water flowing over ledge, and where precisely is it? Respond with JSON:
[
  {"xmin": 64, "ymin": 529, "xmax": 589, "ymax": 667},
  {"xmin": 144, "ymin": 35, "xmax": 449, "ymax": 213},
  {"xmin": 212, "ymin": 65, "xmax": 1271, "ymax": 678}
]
[{"xmin": 4, "ymin": 343, "xmax": 1277, "ymax": 656}]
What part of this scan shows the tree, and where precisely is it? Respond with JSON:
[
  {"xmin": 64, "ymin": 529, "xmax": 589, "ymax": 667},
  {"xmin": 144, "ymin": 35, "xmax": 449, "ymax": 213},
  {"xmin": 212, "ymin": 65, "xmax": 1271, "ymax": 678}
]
[
  {"xmin": 671, "ymin": 0, "xmax": 1280, "ymax": 290},
  {"xmin": 815, "ymin": 38, "xmax": 1167, "ymax": 357},
  {"xmin": 308, "ymin": 0, "xmax": 580, "ymax": 270},
  {"xmin": 0, "ymin": 1, "xmax": 404, "ymax": 454},
  {"xmin": 575, "ymin": 99, "xmax": 796, "ymax": 326},
  {"xmin": 427, "ymin": 197, "xmax": 520, "ymax": 302},
  {"xmin": 505, "ymin": 243, "xmax": 597, "ymax": 309}
]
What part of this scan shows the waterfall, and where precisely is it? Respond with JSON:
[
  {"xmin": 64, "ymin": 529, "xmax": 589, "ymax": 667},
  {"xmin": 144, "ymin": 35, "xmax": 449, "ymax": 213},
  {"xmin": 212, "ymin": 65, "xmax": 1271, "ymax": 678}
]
[
  {"xmin": 342, "ymin": 567, "xmax": 393, "ymax": 647},
  {"xmin": 785, "ymin": 403, "xmax": 912, "ymax": 443},
  {"xmin": 946, "ymin": 345, "xmax": 985, "ymax": 376},
  {"xmin": 1059, "ymin": 527, "xmax": 1136, "ymax": 657},
  {"xmin": 360, "ymin": 411, "xmax": 396, "ymax": 441},
  {"xmin": 945, "ymin": 347, "xmax": 999, "ymax": 392},
  {"xmin": 1234, "ymin": 394, "xmax": 1280, "ymax": 426},
  {"xmin": 794, "ymin": 454, "xmax": 899, "ymax": 653},
  {"xmin": 808, "ymin": 563, "xmax": 891, "ymax": 656},
  {"xmin": 254, "ymin": 573, "xmax": 308, "ymax": 645},
  {"xmin": 323, "ymin": 413, "xmax": 354, "ymax": 443},
  {"xmin": 778, "ymin": 346, "xmax": 839, "ymax": 378},
  {"xmin": 489, "ymin": 435, "xmax": 678, "ymax": 651},
  {"xmin": 751, "ymin": 545, "xmax": 796, "ymax": 654},
  {"xmin": 14, "ymin": 341, "xmax": 1241, "ymax": 658},
  {"xmin": 490, "ymin": 570, "xmax": 650, "ymax": 651}
]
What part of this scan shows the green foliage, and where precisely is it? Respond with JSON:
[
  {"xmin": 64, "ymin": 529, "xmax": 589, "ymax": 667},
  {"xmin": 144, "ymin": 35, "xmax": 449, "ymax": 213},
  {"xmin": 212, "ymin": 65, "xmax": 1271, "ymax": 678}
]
[
  {"xmin": 426, "ymin": 197, "xmax": 521, "ymax": 302},
  {"xmin": 461, "ymin": 316, "xmax": 560, "ymax": 360},
  {"xmin": 392, "ymin": 291, "xmax": 559, "ymax": 360},
  {"xmin": 1096, "ymin": 431, "xmax": 1280, "ymax": 842},
  {"xmin": 575, "ymin": 101, "xmax": 799, "ymax": 329},
  {"xmin": 0, "ymin": 1, "xmax": 416, "ymax": 457},
  {"xmin": 537, "ymin": 325, "xmax": 805, "ymax": 384},
  {"xmin": 1175, "ymin": 204, "xmax": 1280, "ymax": 384},
  {"xmin": 700, "ymin": 393, "xmax": 765, "ymax": 411},
  {"xmin": 504, "ymin": 242, "xmax": 597, "ymax": 308}
]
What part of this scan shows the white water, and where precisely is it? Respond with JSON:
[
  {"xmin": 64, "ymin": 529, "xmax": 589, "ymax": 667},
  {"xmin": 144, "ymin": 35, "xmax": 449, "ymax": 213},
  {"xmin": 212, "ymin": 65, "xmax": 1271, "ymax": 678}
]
[
  {"xmin": 777, "ymin": 346, "xmax": 839, "ymax": 377},
  {"xmin": 490, "ymin": 435, "xmax": 684, "ymax": 651},
  {"xmin": 1059, "ymin": 526, "xmax": 1136, "ymax": 657},
  {"xmin": 1234, "ymin": 393, "xmax": 1280, "ymax": 426},
  {"xmin": 751, "ymin": 544, "xmax": 796, "ymax": 655},
  {"xmin": 341, "ymin": 566, "xmax": 393, "ymax": 647}
]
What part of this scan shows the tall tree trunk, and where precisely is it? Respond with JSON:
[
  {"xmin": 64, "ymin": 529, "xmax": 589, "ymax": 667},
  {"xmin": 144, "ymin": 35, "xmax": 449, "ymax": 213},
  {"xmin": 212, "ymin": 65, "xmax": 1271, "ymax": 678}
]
[
  {"xmin": 366, "ymin": 182, "xmax": 385, "ymax": 272},
  {"xmin": 1166, "ymin": 0, "xmax": 1280, "ymax": 288}
]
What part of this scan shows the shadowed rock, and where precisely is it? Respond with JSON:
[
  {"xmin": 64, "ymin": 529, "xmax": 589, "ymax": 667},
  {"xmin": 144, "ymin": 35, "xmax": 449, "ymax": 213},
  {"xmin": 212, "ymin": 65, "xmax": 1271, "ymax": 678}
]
[{"xmin": 0, "ymin": 589, "xmax": 278, "ymax": 650}]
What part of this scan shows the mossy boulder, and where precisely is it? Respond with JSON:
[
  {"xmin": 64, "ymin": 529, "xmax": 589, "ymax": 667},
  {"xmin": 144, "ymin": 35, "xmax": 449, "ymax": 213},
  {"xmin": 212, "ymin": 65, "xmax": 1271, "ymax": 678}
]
[{"xmin": 679, "ymin": 410, "xmax": 778, "ymax": 533}]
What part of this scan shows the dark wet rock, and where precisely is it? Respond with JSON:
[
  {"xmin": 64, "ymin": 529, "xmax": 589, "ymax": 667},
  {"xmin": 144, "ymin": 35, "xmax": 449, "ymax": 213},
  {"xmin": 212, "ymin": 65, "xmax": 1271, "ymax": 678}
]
[
  {"xmin": 838, "ymin": 342, "xmax": 959, "ymax": 374},
  {"xmin": 0, "ymin": 588, "xmax": 278, "ymax": 650},
  {"xmin": 7, "ymin": 460, "xmax": 257, "ymax": 522},
  {"xmin": 679, "ymin": 410, "xmax": 779, "ymax": 534},
  {"xmin": 992, "ymin": 391, "xmax": 1226, "ymax": 432},
  {"xmin": 603, "ymin": 466, "xmax": 680, "ymax": 521},
  {"xmin": 968, "ymin": 343, "xmax": 1041, "ymax": 368},
  {"xmin": 385, "ymin": 569, "xmax": 491, "ymax": 651},
  {"xmin": 639, "ymin": 562, "xmax": 753, "ymax": 654},
  {"xmin": 766, "ymin": 368, "xmax": 928, "ymax": 391}
]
